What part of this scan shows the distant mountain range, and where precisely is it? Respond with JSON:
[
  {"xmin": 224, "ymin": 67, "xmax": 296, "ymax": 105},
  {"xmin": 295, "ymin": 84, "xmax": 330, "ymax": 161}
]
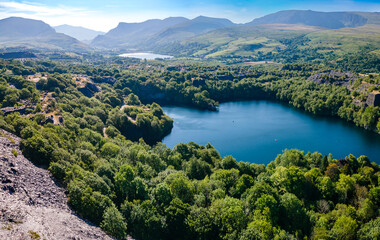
[
  {"xmin": 54, "ymin": 25, "xmax": 104, "ymax": 43},
  {"xmin": 91, "ymin": 17, "xmax": 189, "ymax": 48},
  {"xmin": 247, "ymin": 10, "xmax": 368, "ymax": 29},
  {"xmin": 91, "ymin": 10, "xmax": 375, "ymax": 50},
  {"xmin": 0, "ymin": 10, "xmax": 380, "ymax": 55},
  {"xmin": 0, "ymin": 17, "xmax": 89, "ymax": 52},
  {"xmin": 91, "ymin": 16, "xmax": 235, "ymax": 49}
]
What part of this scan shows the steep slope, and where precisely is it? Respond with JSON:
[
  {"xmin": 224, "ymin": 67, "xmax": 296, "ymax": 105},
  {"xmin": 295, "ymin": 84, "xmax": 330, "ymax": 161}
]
[
  {"xmin": 150, "ymin": 23, "xmax": 322, "ymax": 57},
  {"xmin": 147, "ymin": 16, "xmax": 236, "ymax": 45},
  {"xmin": 0, "ymin": 17, "xmax": 55, "ymax": 37},
  {"xmin": 91, "ymin": 17, "xmax": 188, "ymax": 48},
  {"xmin": 355, "ymin": 12, "xmax": 380, "ymax": 25},
  {"xmin": 0, "ymin": 130, "xmax": 112, "ymax": 239},
  {"xmin": 0, "ymin": 17, "xmax": 90, "ymax": 52},
  {"xmin": 193, "ymin": 24, "xmax": 320, "ymax": 57},
  {"xmin": 247, "ymin": 10, "xmax": 368, "ymax": 29},
  {"xmin": 54, "ymin": 24, "xmax": 104, "ymax": 43}
]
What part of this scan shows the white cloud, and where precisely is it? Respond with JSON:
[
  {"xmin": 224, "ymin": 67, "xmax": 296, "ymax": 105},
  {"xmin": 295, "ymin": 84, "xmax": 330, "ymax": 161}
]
[
  {"xmin": 0, "ymin": 1, "xmax": 116, "ymax": 31},
  {"xmin": 0, "ymin": 1, "xmax": 90, "ymax": 16},
  {"xmin": 0, "ymin": 1, "xmax": 260, "ymax": 31}
]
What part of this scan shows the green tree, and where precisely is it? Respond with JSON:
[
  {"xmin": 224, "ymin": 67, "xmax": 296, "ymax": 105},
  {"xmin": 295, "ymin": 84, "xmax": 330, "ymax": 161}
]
[
  {"xmin": 210, "ymin": 196, "xmax": 248, "ymax": 240},
  {"xmin": 279, "ymin": 193, "xmax": 311, "ymax": 236},
  {"xmin": 275, "ymin": 149, "xmax": 307, "ymax": 168},
  {"xmin": 358, "ymin": 199, "xmax": 377, "ymax": 222},
  {"xmin": 336, "ymin": 174, "xmax": 356, "ymax": 202},
  {"xmin": 165, "ymin": 198, "xmax": 191, "ymax": 240},
  {"xmin": 170, "ymin": 176, "xmax": 195, "ymax": 203},
  {"xmin": 125, "ymin": 93, "xmax": 141, "ymax": 105},
  {"xmin": 357, "ymin": 217, "xmax": 380, "ymax": 240},
  {"xmin": 330, "ymin": 215, "xmax": 358, "ymax": 240},
  {"xmin": 114, "ymin": 164, "xmax": 135, "ymax": 204},
  {"xmin": 151, "ymin": 183, "xmax": 171, "ymax": 206},
  {"xmin": 100, "ymin": 142, "xmax": 120, "ymax": 158},
  {"xmin": 100, "ymin": 205, "xmax": 127, "ymax": 239}
]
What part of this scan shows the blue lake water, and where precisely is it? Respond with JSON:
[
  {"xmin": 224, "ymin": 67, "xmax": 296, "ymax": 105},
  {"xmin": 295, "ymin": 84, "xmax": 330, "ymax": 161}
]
[
  {"xmin": 119, "ymin": 52, "xmax": 173, "ymax": 60},
  {"xmin": 162, "ymin": 101, "xmax": 380, "ymax": 165}
]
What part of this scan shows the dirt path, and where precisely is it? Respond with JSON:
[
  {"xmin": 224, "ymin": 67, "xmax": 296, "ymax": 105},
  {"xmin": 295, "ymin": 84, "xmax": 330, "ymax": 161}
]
[{"xmin": 0, "ymin": 130, "xmax": 113, "ymax": 240}]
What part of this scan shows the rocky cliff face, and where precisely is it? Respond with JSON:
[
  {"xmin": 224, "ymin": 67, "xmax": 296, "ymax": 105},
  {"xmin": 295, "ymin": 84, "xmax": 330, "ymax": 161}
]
[
  {"xmin": 0, "ymin": 130, "xmax": 112, "ymax": 240},
  {"xmin": 366, "ymin": 92, "xmax": 380, "ymax": 107}
]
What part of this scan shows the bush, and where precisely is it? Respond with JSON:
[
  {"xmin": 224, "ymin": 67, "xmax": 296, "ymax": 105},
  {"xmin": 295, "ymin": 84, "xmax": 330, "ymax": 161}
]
[
  {"xmin": 101, "ymin": 206, "xmax": 127, "ymax": 239},
  {"xmin": 11, "ymin": 148, "xmax": 18, "ymax": 157}
]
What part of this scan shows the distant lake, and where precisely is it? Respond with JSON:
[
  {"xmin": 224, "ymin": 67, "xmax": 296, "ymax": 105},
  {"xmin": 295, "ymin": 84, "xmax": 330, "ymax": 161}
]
[
  {"xmin": 162, "ymin": 101, "xmax": 380, "ymax": 165},
  {"xmin": 119, "ymin": 52, "xmax": 173, "ymax": 60}
]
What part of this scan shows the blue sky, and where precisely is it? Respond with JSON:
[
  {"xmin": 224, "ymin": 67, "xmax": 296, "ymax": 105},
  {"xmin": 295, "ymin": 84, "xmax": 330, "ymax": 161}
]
[{"xmin": 0, "ymin": 0, "xmax": 380, "ymax": 31}]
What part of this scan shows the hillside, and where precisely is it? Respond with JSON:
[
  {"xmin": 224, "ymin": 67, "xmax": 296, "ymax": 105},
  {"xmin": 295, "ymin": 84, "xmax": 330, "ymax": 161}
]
[
  {"xmin": 0, "ymin": 130, "xmax": 112, "ymax": 240},
  {"xmin": 168, "ymin": 24, "xmax": 321, "ymax": 57},
  {"xmin": 247, "ymin": 10, "xmax": 368, "ymax": 29},
  {"xmin": 355, "ymin": 12, "xmax": 380, "ymax": 25},
  {"xmin": 0, "ymin": 53, "xmax": 379, "ymax": 239},
  {"xmin": 0, "ymin": 17, "xmax": 90, "ymax": 52},
  {"xmin": 92, "ymin": 16, "xmax": 236, "ymax": 50},
  {"xmin": 147, "ymin": 16, "xmax": 236, "ymax": 44},
  {"xmin": 91, "ymin": 17, "xmax": 188, "ymax": 48},
  {"xmin": 148, "ymin": 11, "xmax": 380, "ymax": 60},
  {"xmin": 54, "ymin": 24, "xmax": 104, "ymax": 43},
  {"xmin": 303, "ymin": 24, "xmax": 380, "ymax": 56},
  {"xmin": 88, "ymin": 11, "xmax": 380, "ymax": 60}
]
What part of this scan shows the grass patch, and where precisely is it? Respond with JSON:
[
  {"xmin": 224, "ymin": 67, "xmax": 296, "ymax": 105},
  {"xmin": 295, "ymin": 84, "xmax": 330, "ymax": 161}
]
[
  {"xmin": 1, "ymin": 224, "xmax": 13, "ymax": 230},
  {"xmin": 0, "ymin": 130, "xmax": 16, "ymax": 144},
  {"xmin": 28, "ymin": 230, "xmax": 41, "ymax": 240},
  {"xmin": 12, "ymin": 148, "xmax": 18, "ymax": 157}
]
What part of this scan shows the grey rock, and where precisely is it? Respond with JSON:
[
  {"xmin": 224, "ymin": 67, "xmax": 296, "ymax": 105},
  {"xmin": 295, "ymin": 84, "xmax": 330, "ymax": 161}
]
[{"xmin": 0, "ymin": 130, "xmax": 113, "ymax": 240}]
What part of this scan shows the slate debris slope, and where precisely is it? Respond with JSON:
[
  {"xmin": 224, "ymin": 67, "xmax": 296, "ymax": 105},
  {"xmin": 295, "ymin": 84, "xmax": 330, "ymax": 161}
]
[{"xmin": 0, "ymin": 129, "xmax": 113, "ymax": 240}]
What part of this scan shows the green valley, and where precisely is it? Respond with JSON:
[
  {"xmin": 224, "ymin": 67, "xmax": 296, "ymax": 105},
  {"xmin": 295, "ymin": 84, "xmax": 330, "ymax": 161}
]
[{"xmin": 0, "ymin": 6, "xmax": 380, "ymax": 240}]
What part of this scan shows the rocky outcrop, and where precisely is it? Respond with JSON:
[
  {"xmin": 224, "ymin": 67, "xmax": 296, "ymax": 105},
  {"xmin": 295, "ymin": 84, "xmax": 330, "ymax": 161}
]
[
  {"xmin": 307, "ymin": 70, "xmax": 356, "ymax": 87},
  {"xmin": 366, "ymin": 92, "xmax": 380, "ymax": 107},
  {"xmin": 91, "ymin": 76, "xmax": 116, "ymax": 84},
  {"xmin": 0, "ymin": 130, "xmax": 112, "ymax": 240},
  {"xmin": 0, "ymin": 106, "xmax": 34, "ymax": 116},
  {"xmin": 78, "ymin": 82, "xmax": 101, "ymax": 98},
  {"xmin": 42, "ymin": 115, "xmax": 55, "ymax": 125}
]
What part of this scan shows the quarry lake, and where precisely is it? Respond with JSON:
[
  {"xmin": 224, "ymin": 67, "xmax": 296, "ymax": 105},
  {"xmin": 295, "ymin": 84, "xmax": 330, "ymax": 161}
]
[
  {"xmin": 162, "ymin": 100, "xmax": 380, "ymax": 164},
  {"xmin": 119, "ymin": 52, "xmax": 173, "ymax": 60}
]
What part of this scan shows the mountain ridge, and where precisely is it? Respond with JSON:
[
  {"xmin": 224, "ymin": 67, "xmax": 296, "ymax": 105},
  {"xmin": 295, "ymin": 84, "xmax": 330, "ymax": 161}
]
[
  {"xmin": 91, "ymin": 17, "xmax": 189, "ymax": 48},
  {"xmin": 247, "ymin": 10, "xmax": 368, "ymax": 29},
  {"xmin": 0, "ymin": 17, "xmax": 90, "ymax": 52},
  {"xmin": 54, "ymin": 24, "xmax": 104, "ymax": 43},
  {"xmin": 2, "ymin": 10, "xmax": 380, "ymax": 53}
]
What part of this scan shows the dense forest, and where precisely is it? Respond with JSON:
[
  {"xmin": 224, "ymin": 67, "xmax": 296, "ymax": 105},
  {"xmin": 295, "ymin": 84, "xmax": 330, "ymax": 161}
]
[{"xmin": 0, "ymin": 58, "xmax": 380, "ymax": 239}]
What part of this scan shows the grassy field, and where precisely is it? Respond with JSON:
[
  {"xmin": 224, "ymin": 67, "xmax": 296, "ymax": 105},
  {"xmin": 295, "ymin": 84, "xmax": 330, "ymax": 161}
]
[
  {"xmin": 305, "ymin": 24, "xmax": 380, "ymax": 55},
  {"xmin": 178, "ymin": 24, "xmax": 322, "ymax": 58},
  {"xmin": 168, "ymin": 21, "xmax": 380, "ymax": 61}
]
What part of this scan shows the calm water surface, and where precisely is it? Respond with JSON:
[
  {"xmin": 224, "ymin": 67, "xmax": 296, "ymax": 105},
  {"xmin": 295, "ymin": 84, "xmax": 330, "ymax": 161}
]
[
  {"xmin": 119, "ymin": 52, "xmax": 173, "ymax": 60},
  {"xmin": 162, "ymin": 101, "xmax": 380, "ymax": 164}
]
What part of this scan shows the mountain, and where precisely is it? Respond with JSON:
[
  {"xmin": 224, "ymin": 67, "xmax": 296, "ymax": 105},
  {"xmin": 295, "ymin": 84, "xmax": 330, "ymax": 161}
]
[
  {"xmin": 54, "ymin": 24, "xmax": 104, "ymax": 43},
  {"xmin": 247, "ymin": 10, "xmax": 368, "ymax": 29},
  {"xmin": 160, "ymin": 16, "xmax": 235, "ymax": 36},
  {"xmin": 0, "ymin": 17, "xmax": 55, "ymax": 37},
  {"xmin": 91, "ymin": 17, "xmax": 188, "ymax": 48},
  {"xmin": 355, "ymin": 12, "xmax": 380, "ymax": 25},
  {"xmin": 151, "ymin": 23, "xmax": 322, "ymax": 57},
  {"xmin": 0, "ymin": 17, "xmax": 90, "ymax": 52},
  {"xmin": 148, "ymin": 16, "xmax": 236, "ymax": 44}
]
